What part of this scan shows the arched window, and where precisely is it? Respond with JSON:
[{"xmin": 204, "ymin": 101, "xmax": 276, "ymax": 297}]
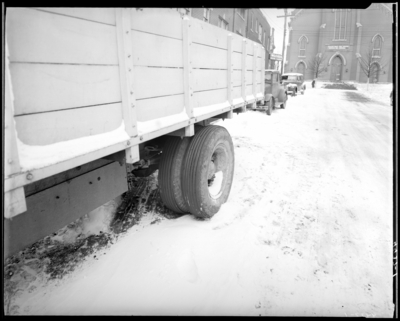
[
  {"xmin": 333, "ymin": 9, "xmax": 349, "ymax": 41},
  {"xmin": 298, "ymin": 36, "xmax": 307, "ymax": 57},
  {"xmin": 372, "ymin": 34, "xmax": 383, "ymax": 58}
]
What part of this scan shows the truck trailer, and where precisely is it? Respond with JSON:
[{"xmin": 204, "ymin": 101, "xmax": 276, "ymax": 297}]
[{"xmin": 4, "ymin": 8, "xmax": 266, "ymax": 258}]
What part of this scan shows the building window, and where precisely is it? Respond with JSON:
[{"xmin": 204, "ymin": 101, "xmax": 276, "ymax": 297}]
[
  {"xmin": 203, "ymin": 8, "xmax": 211, "ymax": 22},
  {"xmin": 219, "ymin": 15, "xmax": 229, "ymax": 30},
  {"xmin": 263, "ymin": 30, "xmax": 266, "ymax": 46},
  {"xmin": 333, "ymin": 9, "xmax": 348, "ymax": 41},
  {"xmin": 258, "ymin": 24, "xmax": 263, "ymax": 42},
  {"xmin": 237, "ymin": 9, "xmax": 245, "ymax": 20},
  {"xmin": 250, "ymin": 14, "xmax": 253, "ymax": 31},
  {"xmin": 299, "ymin": 36, "xmax": 307, "ymax": 57},
  {"xmin": 372, "ymin": 34, "xmax": 383, "ymax": 58}
]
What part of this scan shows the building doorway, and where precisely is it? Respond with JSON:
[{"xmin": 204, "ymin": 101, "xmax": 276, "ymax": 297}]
[
  {"xmin": 297, "ymin": 62, "xmax": 305, "ymax": 76},
  {"xmin": 370, "ymin": 62, "xmax": 380, "ymax": 83},
  {"xmin": 330, "ymin": 55, "xmax": 343, "ymax": 82}
]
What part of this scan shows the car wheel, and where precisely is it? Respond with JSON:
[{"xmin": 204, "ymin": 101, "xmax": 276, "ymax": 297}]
[
  {"xmin": 266, "ymin": 98, "xmax": 273, "ymax": 115},
  {"xmin": 181, "ymin": 125, "xmax": 234, "ymax": 219},
  {"xmin": 159, "ymin": 136, "xmax": 192, "ymax": 213}
]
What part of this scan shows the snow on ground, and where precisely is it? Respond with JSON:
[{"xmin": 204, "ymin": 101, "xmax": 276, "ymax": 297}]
[
  {"xmin": 351, "ymin": 82, "xmax": 393, "ymax": 104},
  {"xmin": 307, "ymin": 80, "xmax": 393, "ymax": 105},
  {"xmin": 4, "ymin": 84, "xmax": 394, "ymax": 316}
]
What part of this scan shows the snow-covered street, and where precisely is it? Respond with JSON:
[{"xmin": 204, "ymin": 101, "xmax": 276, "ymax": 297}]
[{"xmin": 5, "ymin": 83, "xmax": 394, "ymax": 316}]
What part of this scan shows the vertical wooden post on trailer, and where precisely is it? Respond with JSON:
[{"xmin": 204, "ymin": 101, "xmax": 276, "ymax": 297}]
[
  {"xmin": 182, "ymin": 16, "xmax": 195, "ymax": 135},
  {"xmin": 116, "ymin": 8, "xmax": 139, "ymax": 163},
  {"xmin": 252, "ymin": 43, "xmax": 257, "ymax": 108},
  {"xmin": 4, "ymin": 44, "xmax": 27, "ymax": 219},
  {"xmin": 241, "ymin": 38, "xmax": 247, "ymax": 112},
  {"xmin": 261, "ymin": 48, "xmax": 266, "ymax": 104},
  {"xmin": 227, "ymin": 34, "xmax": 233, "ymax": 119}
]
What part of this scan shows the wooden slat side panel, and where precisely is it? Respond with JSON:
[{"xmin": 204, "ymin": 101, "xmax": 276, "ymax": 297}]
[
  {"xmin": 6, "ymin": 8, "xmax": 118, "ymax": 65},
  {"xmin": 232, "ymin": 86, "xmax": 242, "ymax": 100},
  {"xmin": 246, "ymin": 41, "xmax": 254, "ymax": 55},
  {"xmin": 256, "ymin": 69, "xmax": 262, "ymax": 83},
  {"xmin": 233, "ymin": 70, "xmax": 242, "ymax": 87},
  {"xmin": 193, "ymin": 69, "xmax": 227, "ymax": 92},
  {"xmin": 246, "ymin": 71, "xmax": 253, "ymax": 85},
  {"xmin": 34, "ymin": 8, "xmax": 116, "ymax": 25},
  {"xmin": 246, "ymin": 84, "xmax": 254, "ymax": 96},
  {"xmin": 191, "ymin": 18, "xmax": 228, "ymax": 50},
  {"xmin": 193, "ymin": 89, "xmax": 228, "ymax": 109},
  {"xmin": 131, "ymin": 30, "xmax": 183, "ymax": 68},
  {"xmin": 130, "ymin": 8, "xmax": 183, "ymax": 40},
  {"xmin": 133, "ymin": 66, "xmax": 183, "ymax": 100},
  {"xmin": 231, "ymin": 34, "xmax": 244, "ymax": 53},
  {"xmin": 232, "ymin": 52, "xmax": 242, "ymax": 70},
  {"xmin": 10, "ymin": 63, "xmax": 121, "ymax": 115},
  {"xmin": 241, "ymin": 40, "xmax": 247, "ymax": 100},
  {"xmin": 136, "ymin": 95, "xmax": 184, "ymax": 122},
  {"xmin": 246, "ymin": 55, "xmax": 254, "ymax": 70},
  {"xmin": 192, "ymin": 44, "xmax": 227, "ymax": 69},
  {"xmin": 15, "ymin": 103, "xmax": 123, "ymax": 146}
]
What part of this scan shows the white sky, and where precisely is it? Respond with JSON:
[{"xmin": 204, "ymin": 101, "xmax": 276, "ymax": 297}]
[{"xmin": 261, "ymin": 9, "xmax": 295, "ymax": 59}]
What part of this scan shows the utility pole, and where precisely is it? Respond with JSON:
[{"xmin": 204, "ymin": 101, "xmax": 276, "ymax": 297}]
[{"xmin": 277, "ymin": 9, "xmax": 295, "ymax": 74}]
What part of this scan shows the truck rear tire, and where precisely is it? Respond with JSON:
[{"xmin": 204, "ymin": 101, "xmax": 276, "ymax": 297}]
[
  {"xmin": 266, "ymin": 98, "xmax": 273, "ymax": 116},
  {"xmin": 159, "ymin": 136, "xmax": 192, "ymax": 213},
  {"xmin": 181, "ymin": 125, "xmax": 234, "ymax": 219}
]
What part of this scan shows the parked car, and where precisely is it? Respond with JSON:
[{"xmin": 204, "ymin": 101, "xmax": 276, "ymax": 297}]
[
  {"xmin": 281, "ymin": 73, "xmax": 306, "ymax": 96},
  {"xmin": 251, "ymin": 69, "xmax": 288, "ymax": 116}
]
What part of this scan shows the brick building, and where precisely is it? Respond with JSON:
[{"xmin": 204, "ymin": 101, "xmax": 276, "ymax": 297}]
[
  {"xmin": 190, "ymin": 8, "xmax": 272, "ymax": 69},
  {"xmin": 285, "ymin": 4, "xmax": 393, "ymax": 83}
]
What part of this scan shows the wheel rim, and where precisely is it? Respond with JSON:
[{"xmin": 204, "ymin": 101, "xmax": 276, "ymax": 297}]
[{"xmin": 207, "ymin": 145, "xmax": 228, "ymax": 199}]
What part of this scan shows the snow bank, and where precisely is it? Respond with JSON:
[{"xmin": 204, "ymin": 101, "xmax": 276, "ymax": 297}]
[{"xmin": 352, "ymin": 82, "xmax": 393, "ymax": 103}]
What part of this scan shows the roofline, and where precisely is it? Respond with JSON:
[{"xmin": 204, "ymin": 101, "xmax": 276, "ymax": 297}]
[{"xmin": 290, "ymin": 5, "xmax": 392, "ymax": 19}]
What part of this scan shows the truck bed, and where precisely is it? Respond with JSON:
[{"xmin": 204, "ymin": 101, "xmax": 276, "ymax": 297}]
[{"xmin": 5, "ymin": 8, "xmax": 265, "ymax": 219}]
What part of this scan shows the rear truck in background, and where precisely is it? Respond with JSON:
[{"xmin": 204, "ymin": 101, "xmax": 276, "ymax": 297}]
[
  {"xmin": 281, "ymin": 72, "xmax": 306, "ymax": 96},
  {"xmin": 4, "ymin": 8, "xmax": 266, "ymax": 258},
  {"xmin": 251, "ymin": 69, "xmax": 287, "ymax": 115}
]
